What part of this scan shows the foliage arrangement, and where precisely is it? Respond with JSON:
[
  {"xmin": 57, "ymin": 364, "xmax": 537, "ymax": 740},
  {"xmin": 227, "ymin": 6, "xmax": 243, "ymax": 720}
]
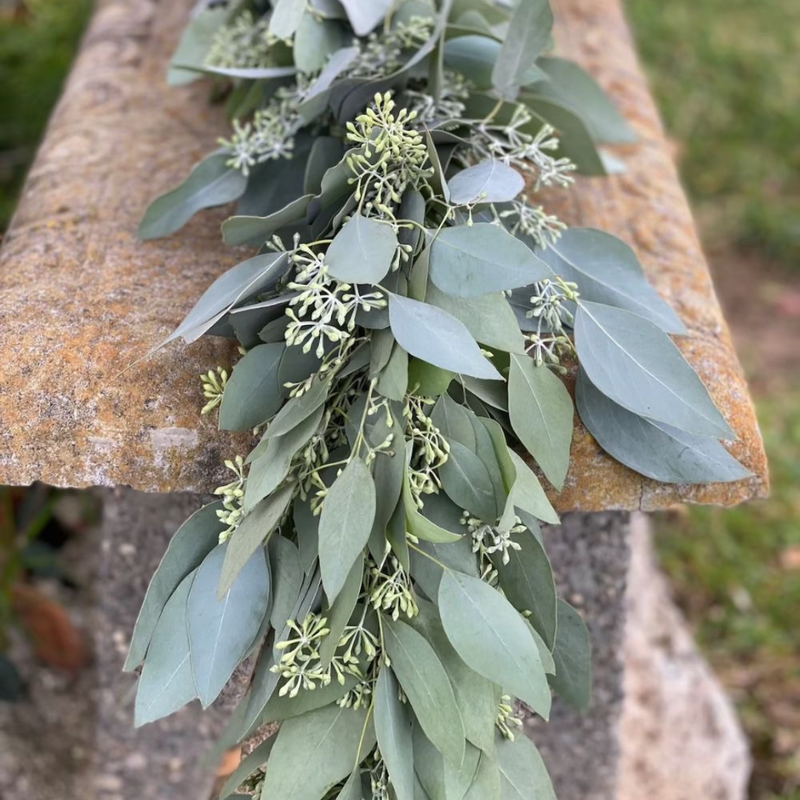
[{"xmin": 128, "ymin": 1, "xmax": 751, "ymax": 799}]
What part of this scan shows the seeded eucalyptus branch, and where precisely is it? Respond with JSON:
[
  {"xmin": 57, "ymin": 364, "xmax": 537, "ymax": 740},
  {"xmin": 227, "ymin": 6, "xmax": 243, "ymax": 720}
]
[{"xmin": 129, "ymin": 2, "xmax": 751, "ymax": 799}]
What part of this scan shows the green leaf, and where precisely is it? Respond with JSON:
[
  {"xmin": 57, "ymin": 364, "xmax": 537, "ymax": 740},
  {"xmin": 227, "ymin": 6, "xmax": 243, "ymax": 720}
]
[
  {"xmin": 432, "ymin": 394, "xmax": 477, "ymax": 450},
  {"xmin": 449, "ymin": 160, "xmax": 524, "ymax": 205},
  {"xmin": 574, "ymin": 301, "xmax": 734, "ymax": 439},
  {"xmin": 134, "ymin": 572, "xmax": 197, "ymax": 726},
  {"xmin": 506, "ymin": 452, "xmax": 559, "ymax": 525},
  {"xmin": 404, "ymin": 477, "xmax": 463, "ymax": 545},
  {"xmin": 439, "ymin": 440, "xmax": 498, "ymax": 521},
  {"xmin": 444, "ymin": 742, "xmax": 481, "ymax": 800},
  {"xmin": 496, "ymin": 735, "xmax": 555, "ymax": 800},
  {"xmin": 140, "ymin": 152, "xmax": 246, "ymax": 240},
  {"xmin": 375, "ymin": 667, "xmax": 416, "ymax": 800},
  {"xmin": 339, "ymin": 0, "xmax": 394, "ymax": 35},
  {"xmin": 337, "ymin": 771, "xmax": 364, "ymax": 800},
  {"xmin": 377, "ymin": 343, "xmax": 410, "ymax": 401},
  {"xmin": 258, "ymin": 670, "xmax": 357, "ymax": 726},
  {"xmin": 220, "ymin": 484, "xmax": 293, "ymax": 598},
  {"xmin": 438, "ymin": 571, "xmax": 551, "ymax": 719},
  {"xmin": 464, "ymin": 753, "xmax": 501, "ymax": 800},
  {"xmin": 244, "ymin": 407, "xmax": 324, "ymax": 512},
  {"xmin": 222, "ymin": 194, "xmax": 314, "ymax": 246},
  {"xmin": 549, "ymin": 599, "xmax": 592, "ymax": 712},
  {"xmin": 168, "ymin": 252, "xmax": 290, "ymax": 344},
  {"xmin": 187, "ymin": 544, "xmax": 270, "ymax": 707},
  {"xmin": 270, "ymin": 0, "xmax": 307, "ymax": 38},
  {"xmin": 508, "ymin": 355, "xmax": 573, "ymax": 491},
  {"xmin": 327, "ymin": 213, "xmax": 399, "ymax": 284},
  {"xmin": 412, "ymin": 600, "xmax": 498, "ymax": 758},
  {"xmin": 268, "ymin": 536, "xmax": 304, "ymax": 631},
  {"xmin": 167, "ymin": 7, "xmax": 229, "ymax": 86},
  {"xmin": 576, "ymin": 370, "xmax": 749, "ymax": 483},
  {"xmin": 414, "ymin": 726, "xmax": 446, "ymax": 800},
  {"xmin": 319, "ymin": 558, "xmax": 363, "ymax": 666},
  {"xmin": 388, "ymin": 293, "xmax": 502, "ymax": 381},
  {"xmin": 219, "ymin": 343, "xmax": 285, "ymax": 431},
  {"xmin": 408, "ymin": 360, "xmax": 455, "ymax": 397},
  {"xmin": 219, "ymin": 738, "xmax": 275, "ymax": 800},
  {"xmin": 384, "ymin": 619, "xmax": 465, "ymax": 767},
  {"xmin": 536, "ymin": 57, "xmax": 635, "ymax": 144},
  {"xmin": 294, "ymin": 11, "xmax": 346, "ymax": 74},
  {"xmin": 492, "ymin": 0, "xmax": 553, "ymax": 99},
  {"xmin": 444, "ymin": 35, "xmax": 506, "ymax": 90},
  {"xmin": 265, "ymin": 377, "xmax": 331, "ymax": 439},
  {"xmin": 319, "ymin": 458, "xmax": 377, "ymax": 602},
  {"xmin": 541, "ymin": 229, "xmax": 686, "ymax": 334},
  {"xmin": 493, "ymin": 530, "xmax": 557, "ymax": 649},
  {"xmin": 425, "ymin": 283, "xmax": 526, "ymax": 354},
  {"xmin": 429, "ymin": 224, "xmax": 551, "ymax": 298},
  {"xmin": 305, "ymin": 137, "xmax": 346, "ymax": 196},
  {"xmin": 523, "ymin": 96, "xmax": 606, "ymax": 175},
  {"xmin": 260, "ymin": 704, "xmax": 375, "ymax": 800},
  {"xmin": 125, "ymin": 502, "xmax": 224, "ymax": 671},
  {"xmin": 294, "ymin": 498, "xmax": 321, "ymax": 574}
]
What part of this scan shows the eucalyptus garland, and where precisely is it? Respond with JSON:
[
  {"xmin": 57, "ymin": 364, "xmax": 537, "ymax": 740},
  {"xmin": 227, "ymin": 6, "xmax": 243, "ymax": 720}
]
[{"xmin": 127, "ymin": 2, "xmax": 751, "ymax": 799}]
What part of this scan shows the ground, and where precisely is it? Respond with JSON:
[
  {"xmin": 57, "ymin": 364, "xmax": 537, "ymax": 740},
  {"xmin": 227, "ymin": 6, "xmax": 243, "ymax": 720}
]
[{"xmin": 0, "ymin": 0, "xmax": 798, "ymax": 797}]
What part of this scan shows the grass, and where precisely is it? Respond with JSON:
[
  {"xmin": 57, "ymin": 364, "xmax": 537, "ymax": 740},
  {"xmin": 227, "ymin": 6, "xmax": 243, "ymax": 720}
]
[
  {"xmin": 626, "ymin": 0, "xmax": 800, "ymax": 268},
  {"xmin": 0, "ymin": 0, "xmax": 94, "ymax": 230}
]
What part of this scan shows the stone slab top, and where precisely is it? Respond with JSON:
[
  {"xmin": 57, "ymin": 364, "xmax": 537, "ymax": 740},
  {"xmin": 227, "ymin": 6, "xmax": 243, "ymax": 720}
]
[{"xmin": 0, "ymin": 0, "xmax": 768, "ymax": 511}]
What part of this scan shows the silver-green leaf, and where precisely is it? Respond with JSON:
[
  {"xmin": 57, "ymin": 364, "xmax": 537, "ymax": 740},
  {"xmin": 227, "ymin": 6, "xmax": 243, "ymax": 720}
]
[
  {"xmin": 219, "ymin": 343, "xmax": 285, "ymax": 431},
  {"xmin": 375, "ymin": 667, "xmax": 416, "ymax": 800},
  {"xmin": 326, "ymin": 212, "xmax": 399, "ymax": 284}
]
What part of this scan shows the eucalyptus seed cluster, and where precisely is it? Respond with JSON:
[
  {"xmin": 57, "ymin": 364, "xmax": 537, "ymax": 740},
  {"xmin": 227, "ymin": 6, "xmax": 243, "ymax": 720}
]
[
  {"xmin": 368, "ymin": 554, "xmax": 419, "ymax": 621},
  {"xmin": 219, "ymin": 84, "xmax": 306, "ymax": 174},
  {"xmin": 404, "ymin": 396, "xmax": 451, "ymax": 506},
  {"xmin": 472, "ymin": 107, "xmax": 576, "ymax": 189},
  {"xmin": 349, "ymin": 16, "xmax": 434, "ymax": 78},
  {"xmin": 285, "ymin": 244, "xmax": 386, "ymax": 358},
  {"xmin": 272, "ymin": 612, "xmax": 363, "ymax": 698},
  {"xmin": 404, "ymin": 70, "xmax": 471, "ymax": 125},
  {"xmin": 499, "ymin": 198, "xmax": 567, "ymax": 249},
  {"xmin": 213, "ymin": 455, "xmax": 246, "ymax": 542},
  {"xmin": 496, "ymin": 694, "xmax": 524, "ymax": 741},
  {"xmin": 346, "ymin": 93, "xmax": 435, "ymax": 217},
  {"xmin": 205, "ymin": 10, "xmax": 276, "ymax": 70},
  {"xmin": 465, "ymin": 514, "xmax": 525, "ymax": 570},
  {"xmin": 199, "ymin": 366, "xmax": 228, "ymax": 415},
  {"xmin": 525, "ymin": 277, "xmax": 580, "ymax": 371}
]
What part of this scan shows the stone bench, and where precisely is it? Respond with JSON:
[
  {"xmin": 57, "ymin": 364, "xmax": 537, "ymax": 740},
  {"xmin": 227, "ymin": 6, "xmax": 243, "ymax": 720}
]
[{"xmin": 0, "ymin": 0, "xmax": 768, "ymax": 799}]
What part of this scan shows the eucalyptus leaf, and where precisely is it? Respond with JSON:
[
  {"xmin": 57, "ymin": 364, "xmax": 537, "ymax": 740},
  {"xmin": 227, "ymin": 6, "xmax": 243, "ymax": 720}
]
[
  {"xmin": 506, "ymin": 452, "xmax": 559, "ymax": 525},
  {"xmin": 125, "ymin": 502, "xmax": 224, "ymax": 671},
  {"xmin": 536, "ymin": 56, "xmax": 636, "ymax": 144},
  {"xmin": 388, "ymin": 293, "xmax": 502, "ymax": 381},
  {"xmin": 464, "ymin": 753, "xmax": 501, "ymax": 800},
  {"xmin": 294, "ymin": 11, "xmax": 346, "ymax": 74},
  {"xmin": 444, "ymin": 743, "xmax": 481, "ymax": 800},
  {"xmin": 260, "ymin": 704, "xmax": 375, "ymax": 800},
  {"xmin": 439, "ymin": 440, "xmax": 498, "ymax": 521},
  {"xmin": 438, "ymin": 570, "xmax": 551, "ymax": 719},
  {"xmin": 319, "ymin": 458, "xmax": 376, "ymax": 602},
  {"xmin": 319, "ymin": 558, "xmax": 363, "ymax": 666},
  {"xmin": 168, "ymin": 252, "xmax": 290, "ymax": 344},
  {"xmin": 219, "ymin": 738, "xmax": 275, "ymax": 800},
  {"xmin": 383, "ymin": 618, "xmax": 465, "ymax": 767},
  {"xmin": 220, "ymin": 483, "xmax": 293, "ymax": 598},
  {"xmin": 339, "ymin": 0, "xmax": 394, "ymax": 35},
  {"xmin": 222, "ymin": 194, "xmax": 315, "ymax": 246},
  {"xmin": 326, "ymin": 213, "xmax": 399, "ymax": 284},
  {"xmin": 265, "ymin": 377, "xmax": 331, "ymax": 439},
  {"xmin": 188, "ymin": 544, "xmax": 270, "ymax": 707},
  {"xmin": 268, "ymin": 535, "xmax": 304, "ymax": 631},
  {"xmin": 220, "ymin": 343, "xmax": 285, "ymax": 431},
  {"xmin": 167, "ymin": 7, "xmax": 229, "ymax": 86},
  {"xmin": 449, "ymin": 160, "xmax": 524, "ymax": 205},
  {"xmin": 432, "ymin": 393, "xmax": 477, "ymax": 450},
  {"xmin": 576, "ymin": 370, "xmax": 750, "ymax": 483},
  {"xmin": 426, "ymin": 282, "xmax": 526, "ymax": 354},
  {"xmin": 548, "ymin": 599, "xmax": 592, "ymax": 712},
  {"xmin": 375, "ymin": 667, "xmax": 416, "ymax": 800},
  {"xmin": 134, "ymin": 572, "xmax": 197, "ymax": 726},
  {"xmin": 270, "ymin": 0, "xmax": 307, "ymax": 38},
  {"xmin": 574, "ymin": 301, "xmax": 735, "ymax": 439},
  {"xmin": 305, "ymin": 137, "xmax": 346, "ymax": 196},
  {"xmin": 492, "ymin": 0, "xmax": 553, "ymax": 99},
  {"xmin": 140, "ymin": 152, "xmax": 247, "ymax": 240},
  {"xmin": 541, "ymin": 228, "xmax": 686, "ymax": 334},
  {"xmin": 493, "ymin": 530, "xmax": 557, "ymax": 649},
  {"xmin": 377, "ymin": 343, "xmax": 410, "ymax": 401},
  {"xmin": 429, "ymin": 224, "xmax": 551, "ymax": 298},
  {"xmin": 408, "ymin": 359, "xmax": 456, "ymax": 397},
  {"xmin": 508, "ymin": 354, "xmax": 573, "ymax": 491},
  {"xmin": 496, "ymin": 735, "xmax": 556, "ymax": 800}
]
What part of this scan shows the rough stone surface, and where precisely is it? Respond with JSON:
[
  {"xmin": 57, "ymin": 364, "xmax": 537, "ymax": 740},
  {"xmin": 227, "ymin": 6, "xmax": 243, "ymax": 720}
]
[
  {"xmin": 619, "ymin": 514, "xmax": 751, "ymax": 800},
  {"xmin": 525, "ymin": 511, "xmax": 631, "ymax": 800},
  {"xmin": 0, "ymin": 488, "xmax": 235, "ymax": 800},
  {"xmin": 0, "ymin": 0, "xmax": 767, "ymax": 511}
]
